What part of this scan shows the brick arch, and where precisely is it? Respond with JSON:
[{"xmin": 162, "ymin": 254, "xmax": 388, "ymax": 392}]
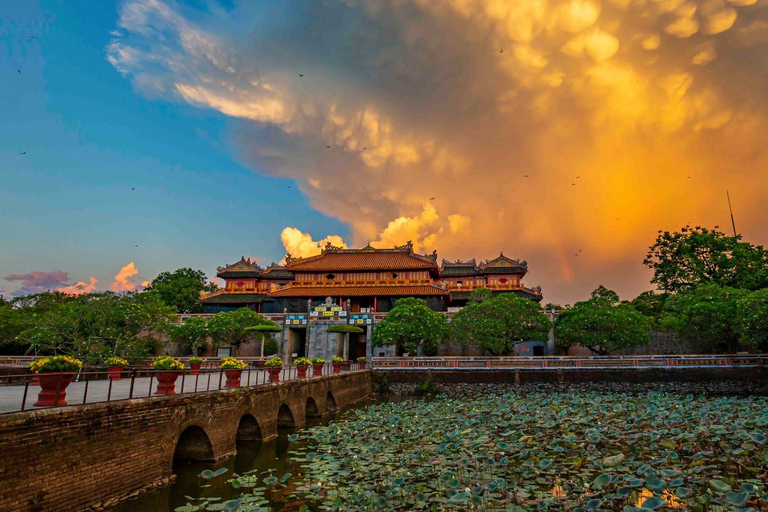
[
  {"xmin": 305, "ymin": 396, "xmax": 320, "ymax": 418},
  {"xmin": 174, "ymin": 425, "xmax": 214, "ymax": 462},
  {"xmin": 277, "ymin": 403, "xmax": 297, "ymax": 429},
  {"xmin": 326, "ymin": 391, "xmax": 337, "ymax": 413},
  {"xmin": 236, "ymin": 413, "xmax": 262, "ymax": 441}
]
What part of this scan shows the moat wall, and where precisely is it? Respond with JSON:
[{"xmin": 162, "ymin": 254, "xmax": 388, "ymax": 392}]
[{"xmin": 0, "ymin": 371, "xmax": 372, "ymax": 512}]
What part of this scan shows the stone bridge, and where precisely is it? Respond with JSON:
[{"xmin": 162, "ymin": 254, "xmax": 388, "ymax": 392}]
[{"xmin": 0, "ymin": 371, "xmax": 372, "ymax": 512}]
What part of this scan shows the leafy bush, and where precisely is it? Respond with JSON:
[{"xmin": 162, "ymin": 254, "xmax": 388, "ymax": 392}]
[
  {"xmin": 188, "ymin": 356, "xmax": 204, "ymax": 364},
  {"xmin": 356, "ymin": 356, "xmax": 367, "ymax": 362},
  {"xmin": 311, "ymin": 357, "xmax": 326, "ymax": 364},
  {"xmin": 416, "ymin": 374, "xmax": 439, "ymax": 397},
  {"xmin": 152, "ymin": 356, "xmax": 184, "ymax": 371},
  {"xmin": 373, "ymin": 372, "xmax": 391, "ymax": 395},
  {"xmin": 29, "ymin": 355, "xmax": 82, "ymax": 373},
  {"xmin": 104, "ymin": 356, "xmax": 128, "ymax": 367},
  {"xmin": 263, "ymin": 337, "xmax": 279, "ymax": 356},
  {"xmin": 264, "ymin": 356, "xmax": 283, "ymax": 367},
  {"xmin": 332, "ymin": 356, "xmax": 344, "ymax": 363},
  {"xmin": 219, "ymin": 356, "xmax": 247, "ymax": 369},
  {"xmin": 294, "ymin": 357, "xmax": 312, "ymax": 365}
]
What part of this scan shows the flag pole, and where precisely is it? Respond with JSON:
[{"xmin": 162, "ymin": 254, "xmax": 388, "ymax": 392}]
[{"xmin": 727, "ymin": 189, "xmax": 737, "ymax": 237}]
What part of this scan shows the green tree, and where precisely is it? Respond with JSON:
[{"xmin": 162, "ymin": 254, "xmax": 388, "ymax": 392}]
[
  {"xmin": 737, "ymin": 289, "xmax": 768, "ymax": 352},
  {"xmin": 643, "ymin": 226, "xmax": 768, "ymax": 292},
  {"xmin": 469, "ymin": 287, "xmax": 493, "ymax": 303},
  {"xmin": 662, "ymin": 284, "xmax": 746, "ymax": 353},
  {"xmin": 554, "ymin": 288, "xmax": 651, "ymax": 355},
  {"xmin": 590, "ymin": 285, "xmax": 620, "ymax": 303},
  {"xmin": 206, "ymin": 308, "xmax": 267, "ymax": 350},
  {"xmin": 145, "ymin": 267, "xmax": 219, "ymax": 313},
  {"xmin": 17, "ymin": 292, "xmax": 175, "ymax": 363},
  {"xmin": 0, "ymin": 299, "xmax": 29, "ymax": 354},
  {"xmin": 170, "ymin": 317, "xmax": 210, "ymax": 355},
  {"xmin": 372, "ymin": 298, "xmax": 446, "ymax": 355},
  {"xmin": 451, "ymin": 294, "xmax": 550, "ymax": 355}
]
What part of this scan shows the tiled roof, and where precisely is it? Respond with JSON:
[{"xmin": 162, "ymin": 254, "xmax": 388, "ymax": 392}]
[
  {"xmin": 199, "ymin": 293, "xmax": 268, "ymax": 304},
  {"xmin": 440, "ymin": 266, "xmax": 480, "ymax": 276},
  {"xmin": 260, "ymin": 266, "xmax": 294, "ymax": 279},
  {"xmin": 286, "ymin": 250, "xmax": 437, "ymax": 272},
  {"xmin": 269, "ymin": 284, "xmax": 448, "ymax": 297},
  {"xmin": 218, "ymin": 271, "xmax": 261, "ymax": 278}
]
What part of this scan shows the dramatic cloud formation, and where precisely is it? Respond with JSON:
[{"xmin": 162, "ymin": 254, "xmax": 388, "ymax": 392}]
[
  {"xmin": 110, "ymin": 262, "xmax": 144, "ymax": 292},
  {"xmin": 108, "ymin": 0, "xmax": 768, "ymax": 303},
  {"xmin": 3, "ymin": 271, "xmax": 69, "ymax": 296},
  {"xmin": 58, "ymin": 277, "xmax": 99, "ymax": 296}
]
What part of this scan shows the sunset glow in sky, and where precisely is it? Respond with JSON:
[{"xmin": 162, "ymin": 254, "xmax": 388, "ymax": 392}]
[{"xmin": 2, "ymin": 0, "xmax": 768, "ymax": 304}]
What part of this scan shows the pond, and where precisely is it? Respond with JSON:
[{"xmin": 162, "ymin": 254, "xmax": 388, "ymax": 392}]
[{"xmin": 117, "ymin": 383, "xmax": 768, "ymax": 511}]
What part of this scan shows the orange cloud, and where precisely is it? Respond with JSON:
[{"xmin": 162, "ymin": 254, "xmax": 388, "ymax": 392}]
[
  {"xmin": 110, "ymin": 263, "xmax": 142, "ymax": 292},
  {"xmin": 58, "ymin": 277, "xmax": 99, "ymax": 296}
]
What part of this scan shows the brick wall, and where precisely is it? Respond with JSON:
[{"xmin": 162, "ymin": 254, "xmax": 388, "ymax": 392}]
[{"xmin": 0, "ymin": 371, "xmax": 372, "ymax": 512}]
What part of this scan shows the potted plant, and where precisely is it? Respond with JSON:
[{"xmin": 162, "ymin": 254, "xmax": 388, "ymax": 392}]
[
  {"xmin": 264, "ymin": 356, "xmax": 283, "ymax": 383},
  {"xmin": 188, "ymin": 356, "xmax": 204, "ymax": 375},
  {"xmin": 332, "ymin": 356, "xmax": 344, "ymax": 374},
  {"xmin": 220, "ymin": 357, "xmax": 247, "ymax": 388},
  {"xmin": 357, "ymin": 356, "xmax": 367, "ymax": 370},
  {"xmin": 294, "ymin": 357, "xmax": 311, "ymax": 379},
  {"xmin": 104, "ymin": 356, "xmax": 128, "ymax": 381},
  {"xmin": 311, "ymin": 357, "xmax": 326, "ymax": 377},
  {"xmin": 152, "ymin": 356, "xmax": 184, "ymax": 395},
  {"xmin": 29, "ymin": 356, "xmax": 82, "ymax": 407}
]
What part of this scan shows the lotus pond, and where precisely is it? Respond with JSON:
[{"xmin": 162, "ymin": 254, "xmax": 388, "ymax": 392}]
[{"xmin": 122, "ymin": 384, "xmax": 768, "ymax": 511}]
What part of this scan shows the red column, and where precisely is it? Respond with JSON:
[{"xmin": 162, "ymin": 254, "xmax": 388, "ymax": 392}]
[{"xmin": 373, "ymin": 297, "xmax": 377, "ymax": 312}]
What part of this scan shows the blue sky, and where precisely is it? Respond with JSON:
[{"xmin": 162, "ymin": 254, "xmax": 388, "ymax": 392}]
[
  {"xmin": 0, "ymin": 0, "xmax": 348, "ymax": 296},
  {"xmin": 2, "ymin": 0, "xmax": 767, "ymax": 303}
]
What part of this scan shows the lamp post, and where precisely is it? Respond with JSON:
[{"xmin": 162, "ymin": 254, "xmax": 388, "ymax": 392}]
[{"xmin": 305, "ymin": 299, "xmax": 312, "ymax": 359}]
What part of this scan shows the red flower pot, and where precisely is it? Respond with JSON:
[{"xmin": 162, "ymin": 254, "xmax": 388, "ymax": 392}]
[
  {"xmin": 224, "ymin": 369, "xmax": 243, "ymax": 388},
  {"xmin": 332, "ymin": 362, "xmax": 342, "ymax": 374},
  {"xmin": 342, "ymin": 361, "xmax": 352, "ymax": 372},
  {"xmin": 312, "ymin": 364, "xmax": 324, "ymax": 377},
  {"xmin": 190, "ymin": 362, "xmax": 202, "ymax": 375},
  {"xmin": 31, "ymin": 373, "xmax": 40, "ymax": 386},
  {"xmin": 108, "ymin": 366, "xmax": 124, "ymax": 381},
  {"xmin": 296, "ymin": 364, "xmax": 309, "ymax": 379},
  {"xmin": 34, "ymin": 372, "xmax": 76, "ymax": 407},
  {"xmin": 154, "ymin": 371, "xmax": 180, "ymax": 395},
  {"xmin": 267, "ymin": 366, "xmax": 281, "ymax": 383},
  {"xmin": 358, "ymin": 361, "xmax": 367, "ymax": 370}
]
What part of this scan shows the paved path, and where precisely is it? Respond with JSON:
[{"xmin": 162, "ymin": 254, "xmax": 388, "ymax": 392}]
[{"xmin": 0, "ymin": 368, "xmax": 299, "ymax": 414}]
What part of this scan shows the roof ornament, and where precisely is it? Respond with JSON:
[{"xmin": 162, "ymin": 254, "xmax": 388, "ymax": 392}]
[
  {"xmin": 362, "ymin": 242, "xmax": 375, "ymax": 250},
  {"xmin": 428, "ymin": 249, "xmax": 437, "ymax": 264},
  {"xmin": 395, "ymin": 240, "xmax": 414, "ymax": 251},
  {"xmin": 323, "ymin": 241, "xmax": 344, "ymax": 252},
  {"xmin": 284, "ymin": 252, "xmax": 297, "ymax": 265}
]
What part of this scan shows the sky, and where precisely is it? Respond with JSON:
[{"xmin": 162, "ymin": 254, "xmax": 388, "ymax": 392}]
[{"xmin": 1, "ymin": 0, "xmax": 767, "ymax": 305}]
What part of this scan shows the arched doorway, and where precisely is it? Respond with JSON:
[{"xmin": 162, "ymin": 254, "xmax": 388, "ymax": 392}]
[
  {"xmin": 306, "ymin": 397, "xmax": 320, "ymax": 418},
  {"xmin": 277, "ymin": 404, "xmax": 296, "ymax": 429},
  {"xmin": 174, "ymin": 425, "xmax": 214, "ymax": 462},
  {"xmin": 326, "ymin": 391, "xmax": 337, "ymax": 413},
  {"xmin": 236, "ymin": 414, "xmax": 262, "ymax": 442}
]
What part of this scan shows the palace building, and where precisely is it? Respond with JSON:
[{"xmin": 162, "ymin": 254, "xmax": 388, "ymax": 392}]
[{"xmin": 200, "ymin": 242, "xmax": 542, "ymax": 314}]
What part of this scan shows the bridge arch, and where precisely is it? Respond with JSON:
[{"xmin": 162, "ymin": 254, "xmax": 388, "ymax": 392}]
[
  {"xmin": 277, "ymin": 403, "xmax": 296, "ymax": 429},
  {"xmin": 326, "ymin": 391, "xmax": 337, "ymax": 413},
  {"xmin": 236, "ymin": 414, "xmax": 262, "ymax": 442},
  {"xmin": 306, "ymin": 397, "xmax": 320, "ymax": 418},
  {"xmin": 174, "ymin": 425, "xmax": 214, "ymax": 461}
]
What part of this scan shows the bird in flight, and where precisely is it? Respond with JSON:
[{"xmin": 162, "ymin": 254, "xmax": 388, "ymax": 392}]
[
  {"xmin": 325, "ymin": 144, "xmax": 330, "ymax": 148},
  {"xmin": 579, "ymin": 249, "xmax": 582, "ymax": 252},
  {"xmin": 687, "ymin": 176, "xmax": 691, "ymax": 179},
  {"xmin": 524, "ymin": 174, "xmax": 529, "ymax": 178},
  {"xmin": 298, "ymin": 74, "xmax": 303, "ymax": 77},
  {"xmin": 429, "ymin": 197, "xmax": 436, "ymax": 200},
  {"xmin": 616, "ymin": 218, "xmax": 620, "ymax": 221},
  {"xmin": 134, "ymin": 245, "xmax": 139, "ymax": 247},
  {"xmin": 20, "ymin": 151, "xmax": 26, "ymax": 155},
  {"xmin": 575, "ymin": 253, "xmax": 579, "ymax": 256},
  {"xmin": 28, "ymin": 35, "xmax": 37, "ymax": 39},
  {"xmin": 17, "ymin": 70, "xmax": 21, "ymax": 74},
  {"xmin": 499, "ymin": 49, "xmax": 504, "ymax": 53},
  {"xmin": 288, "ymin": 185, "xmax": 292, "ymax": 189},
  {"xmin": 363, "ymin": 147, "xmax": 367, "ymax": 150},
  {"xmin": 131, "ymin": 187, "xmax": 135, "ymax": 190},
  {"xmin": 576, "ymin": 175, "xmax": 580, "ymax": 179},
  {"xmin": 572, "ymin": 183, "xmax": 576, "ymax": 186}
]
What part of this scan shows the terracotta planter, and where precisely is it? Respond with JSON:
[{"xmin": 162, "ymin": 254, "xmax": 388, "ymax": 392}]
[
  {"xmin": 342, "ymin": 361, "xmax": 352, "ymax": 372},
  {"xmin": 267, "ymin": 366, "xmax": 281, "ymax": 383},
  {"xmin": 154, "ymin": 371, "xmax": 180, "ymax": 395},
  {"xmin": 190, "ymin": 362, "xmax": 202, "ymax": 375},
  {"xmin": 31, "ymin": 373, "xmax": 40, "ymax": 386},
  {"xmin": 296, "ymin": 364, "xmax": 309, "ymax": 379},
  {"xmin": 34, "ymin": 372, "xmax": 76, "ymax": 407},
  {"xmin": 312, "ymin": 364, "xmax": 324, "ymax": 377},
  {"xmin": 108, "ymin": 366, "xmax": 124, "ymax": 381},
  {"xmin": 332, "ymin": 362, "xmax": 342, "ymax": 374},
  {"xmin": 224, "ymin": 369, "xmax": 243, "ymax": 388},
  {"xmin": 358, "ymin": 361, "xmax": 367, "ymax": 370}
]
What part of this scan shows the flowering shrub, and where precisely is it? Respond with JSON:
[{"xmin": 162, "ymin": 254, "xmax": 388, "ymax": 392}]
[
  {"xmin": 294, "ymin": 357, "xmax": 312, "ymax": 366},
  {"xmin": 332, "ymin": 356, "xmax": 344, "ymax": 363},
  {"xmin": 29, "ymin": 356, "xmax": 82, "ymax": 373},
  {"xmin": 311, "ymin": 357, "xmax": 326, "ymax": 364},
  {"xmin": 188, "ymin": 356, "xmax": 205, "ymax": 364},
  {"xmin": 219, "ymin": 357, "xmax": 247, "ymax": 370},
  {"xmin": 357, "ymin": 356, "xmax": 367, "ymax": 362},
  {"xmin": 104, "ymin": 356, "xmax": 128, "ymax": 367},
  {"xmin": 264, "ymin": 356, "xmax": 283, "ymax": 367},
  {"xmin": 152, "ymin": 356, "xmax": 184, "ymax": 371}
]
